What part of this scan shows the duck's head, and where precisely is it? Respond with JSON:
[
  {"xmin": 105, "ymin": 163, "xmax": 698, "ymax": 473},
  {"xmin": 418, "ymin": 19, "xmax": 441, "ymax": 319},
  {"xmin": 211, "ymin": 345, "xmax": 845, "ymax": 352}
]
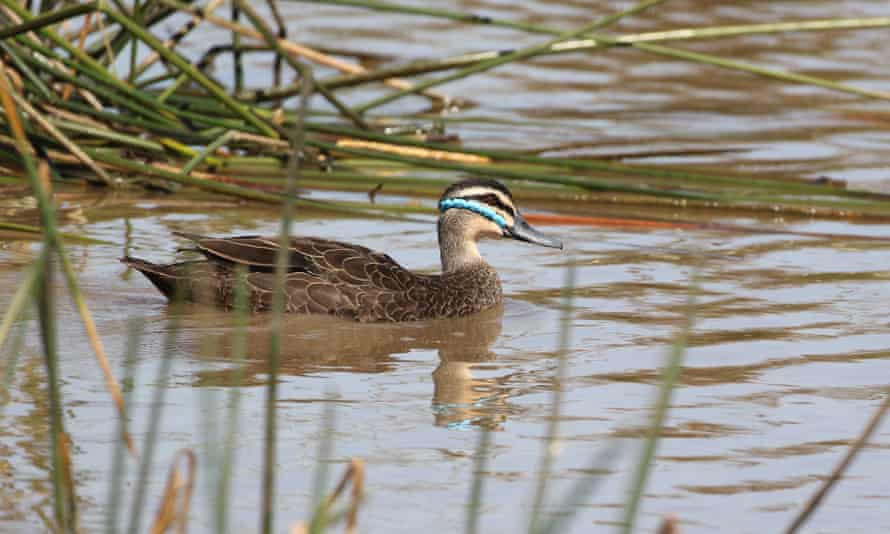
[{"xmin": 437, "ymin": 178, "xmax": 562, "ymax": 271}]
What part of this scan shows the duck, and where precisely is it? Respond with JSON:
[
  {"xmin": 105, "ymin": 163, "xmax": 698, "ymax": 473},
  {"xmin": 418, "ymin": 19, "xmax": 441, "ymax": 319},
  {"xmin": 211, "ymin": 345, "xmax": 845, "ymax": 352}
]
[{"xmin": 121, "ymin": 178, "xmax": 562, "ymax": 322}]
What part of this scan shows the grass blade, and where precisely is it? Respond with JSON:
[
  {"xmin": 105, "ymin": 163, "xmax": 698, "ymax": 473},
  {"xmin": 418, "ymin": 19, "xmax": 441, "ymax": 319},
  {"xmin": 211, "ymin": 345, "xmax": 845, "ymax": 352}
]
[{"xmin": 620, "ymin": 265, "xmax": 699, "ymax": 534}]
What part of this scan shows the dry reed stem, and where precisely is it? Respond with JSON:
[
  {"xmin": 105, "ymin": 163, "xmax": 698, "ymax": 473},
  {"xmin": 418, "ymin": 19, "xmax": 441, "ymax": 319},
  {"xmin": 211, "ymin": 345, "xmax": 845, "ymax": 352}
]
[
  {"xmin": 59, "ymin": 259, "xmax": 137, "ymax": 457},
  {"xmin": 0, "ymin": 63, "xmax": 28, "ymax": 144},
  {"xmin": 0, "ymin": 5, "xmax": 105, "ymax": 111},
  {"xmin": 336, "ymin": 138, "xmax": 491, "ymax": 164},
  {"xmin": 41, "ymin": 104, "xmax": 107, "ymax": 129},
  {"xmin": 231, "ymin": 131, "xmax": 291, "ymax": 149},
  {"xmin": 782, "ymin": 389, "xmax": 890, "ymax": 534},
  {"xmin": 58, "ymin": 430, "xmax": 77, "ymax": 527},
  {"xmin": 149, "ymin": 449, "xmax": 197, "ymax": 534},
  {"xmin": 134, "ymin": 0, "xmax": 226, "ymax": 77},
  {"xmin": 11, "ymin": 90, "xmax": 114, "ymax": 185},
  {"xmin": 656, "ymin": 514, "xmax": 680, "ymax": 534},
  {"xmin": 159, "ymin": 0, "xmax": 447, "ymax": 101},
  {"xmin": 313, "ymin": 458, "xmax": 365, "ymax": 534},
  {"xmin": 0, "ymin": 63, "xmax": 134, "ymax": 455},
  {"xmin": 151, "ymin": 162, "xmax": 239, "ymax": 183},
  {"xmin": 63, "ymin": 11, "xmax": 93, "ymax": 101}
]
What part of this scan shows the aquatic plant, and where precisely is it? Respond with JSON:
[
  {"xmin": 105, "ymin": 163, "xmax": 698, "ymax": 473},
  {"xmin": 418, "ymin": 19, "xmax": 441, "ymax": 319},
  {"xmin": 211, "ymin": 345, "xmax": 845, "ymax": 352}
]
[{"xmin": 3, "ymin": 1, "xmax": 890, "ymax": 532}]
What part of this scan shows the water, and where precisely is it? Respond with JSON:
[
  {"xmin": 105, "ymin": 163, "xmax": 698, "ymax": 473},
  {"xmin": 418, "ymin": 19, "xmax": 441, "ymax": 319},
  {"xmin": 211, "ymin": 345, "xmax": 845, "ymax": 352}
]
[{"xmin": 3, "ymin": 1, "xmax": 890, "ymax": 532}]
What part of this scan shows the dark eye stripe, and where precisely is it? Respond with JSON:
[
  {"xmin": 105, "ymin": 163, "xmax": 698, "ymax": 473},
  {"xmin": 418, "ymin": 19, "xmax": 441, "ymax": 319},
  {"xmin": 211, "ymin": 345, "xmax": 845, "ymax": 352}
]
[{"xmin": 463, "ymin": 194, "xmax": 515, "ymax": 217}]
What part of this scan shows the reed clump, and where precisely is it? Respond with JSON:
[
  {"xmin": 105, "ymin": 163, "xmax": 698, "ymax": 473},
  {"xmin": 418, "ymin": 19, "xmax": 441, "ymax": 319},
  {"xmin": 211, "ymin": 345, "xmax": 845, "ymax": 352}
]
[
  {"xmin": 2, "ymin": 0, "xmax": 890, "ymax": 221},
  {"xmin": 3, "ymin": 1, "xmax": 890, "ymax": 533}
]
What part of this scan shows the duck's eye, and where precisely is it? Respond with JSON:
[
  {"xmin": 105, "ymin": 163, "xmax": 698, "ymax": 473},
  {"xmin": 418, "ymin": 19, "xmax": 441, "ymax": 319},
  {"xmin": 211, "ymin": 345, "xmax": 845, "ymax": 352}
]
[{"xmin": 466, "ymin": 194, "xmax": 515, "ymax": 217}]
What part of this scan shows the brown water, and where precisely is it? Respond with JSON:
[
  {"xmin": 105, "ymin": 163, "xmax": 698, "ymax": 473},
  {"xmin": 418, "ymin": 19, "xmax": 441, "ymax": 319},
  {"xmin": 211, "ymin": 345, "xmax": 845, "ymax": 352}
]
[{"xmin": 3, "ymin": 1, "xmax": 890, "ymax": 532}]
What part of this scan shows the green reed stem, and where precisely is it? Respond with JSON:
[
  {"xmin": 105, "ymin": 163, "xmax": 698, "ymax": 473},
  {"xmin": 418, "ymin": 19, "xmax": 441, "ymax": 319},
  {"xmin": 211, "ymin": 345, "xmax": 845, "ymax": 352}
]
[
  {"xmin": 49, "ymin": 118, "xmax": 166, "ymax": 153},
  {"xmin": 10, "ymin": 90, "xmax": 114, "ymax": 185},
  {"xmin": 180, "ymin": 130, "xmax": 235, "ymax": 176},
  {"xmin": 234, "ymin": 0, "xmax": 368, "ymax": 130},
  {"xmin": 353, "ymin": 0, "xmax": 668, "ymax": 113},
  {"xmin": 310, "ymin": 139, "xmax": 716, "ymax": 201},
  {"xmin": 630, "ymin": 40, "xmax": 890, "ymax": 100},
  {"xmin": 0, "ymin": 0, "xmax": 180, "ymax": 123},
  {"xmin": 314, "ymin": 0, "xmax": 890, "ymax": 106},
  {"xmin": 10, "ymin": 39, "xmax": 181, "ymax": 127},
  {"xmin": 259, "ymin": 40, "xmax": 312, "ymax": 534},
  {"xmin": 0, "ymin": 2, "xmax": 96, "ymax": 40},
  {"xmin": 37, "ymin": 251, "xmax": 78, "ymax": 533},
  {"xmin": 317, "ymin": 17, "xmax": 890, "ymax": 92},
  {"xmin": 537, "ymin": 441, "xmax": 622, "ymax": 534},
  {"xmin": 0, "ymin": 41, "xmax": 54, "ymax": 101},
  {"xmin": 0, "ymin": 305, "xmax": 29, "ymax": 403},
  {"xmin": 289, "ymin": 0, "xmax": 547, "ymax": 34},
  {"xmin": 232, "ymin": 3, "xmax": 244, "ymax": 93},
  {"xmin": 620, "ymin": 265, "xmax": 699, "ymax": 534},
  {"xmin": 307, "ymin": 397, "xmax": 337, "ymax": 534},
  {"xmin": 216, "ymin": 267, "xmax": 250, "ymax": 534},
  {"xmin": 105, "ymin": 320, "xmax": 141, "ymax": 534},
  {"xmin": 466, "ymin": 427, "xmax": 492, "ymax": 534},
  {"xmin": 528, "ymin": 261, "xmax": 576, "ymax": 533},
  {"xmin": 306, "ymin": 123, "xmax": 871, "ymax": 198},
  {"xmin": 128, "ymin": 0, "xmax": 140, "ymax": 83},
  {"xmin": 0, "ymin": 254, "xmax": 44, "ymax": 353},
  {"xmin": 43, "ymin": 100, "xmax": 193, "ymax": 139},
  {"xmin": 303, "ymin": 0, "xmax": 890, "ymax": 42},
  {"xmin": 0, "ymin": 58, "xmax": 78, "ymax": 531},
  {"xmin": 99, "ymin": 3, "xmax": 277, "ymax": 137},
  {"xmin": 126, "ymin": 298, "xmax": 184, "ymax": 533},
  {"xmin": 157, "ymin": 73, "xmax": 190, "ymax": 103}
]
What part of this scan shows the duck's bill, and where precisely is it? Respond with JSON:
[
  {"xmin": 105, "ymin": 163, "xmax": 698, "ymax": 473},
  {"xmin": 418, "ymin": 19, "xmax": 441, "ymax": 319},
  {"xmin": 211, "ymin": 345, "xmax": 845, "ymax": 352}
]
[{"xmin": 505, "ymin": 215, "xmax": 563, "ymax": 249}]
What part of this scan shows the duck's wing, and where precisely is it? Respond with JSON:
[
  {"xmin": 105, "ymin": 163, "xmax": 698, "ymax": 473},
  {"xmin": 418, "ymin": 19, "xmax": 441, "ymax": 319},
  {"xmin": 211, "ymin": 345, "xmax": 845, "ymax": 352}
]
[{"xmin": 175, "ymin": 232, "xmax": 395, "ymax": 276}]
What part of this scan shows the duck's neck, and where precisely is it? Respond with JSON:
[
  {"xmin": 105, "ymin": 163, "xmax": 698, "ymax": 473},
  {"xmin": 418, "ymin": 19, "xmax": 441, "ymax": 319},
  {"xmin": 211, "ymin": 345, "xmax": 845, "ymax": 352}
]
[{"xmin": 438, "ymin": 215, "xmax": 486, "ymax": 273}]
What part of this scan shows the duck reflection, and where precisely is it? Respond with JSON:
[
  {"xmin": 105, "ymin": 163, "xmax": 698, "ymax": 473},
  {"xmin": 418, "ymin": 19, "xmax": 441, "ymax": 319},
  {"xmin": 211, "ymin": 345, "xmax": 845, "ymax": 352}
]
[{"xmin": 181, "ymin": 303, "xmax": 507, "ymax": 429}]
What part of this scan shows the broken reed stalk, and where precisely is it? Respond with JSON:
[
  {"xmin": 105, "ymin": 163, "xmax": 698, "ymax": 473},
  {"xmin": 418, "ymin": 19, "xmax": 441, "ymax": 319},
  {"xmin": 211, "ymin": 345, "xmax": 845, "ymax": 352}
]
[
  {"xmin": 307, "ymin": 398, "xmax": 338, "ymax": 534},
  {"xmin": 149, "ymin": 449, "xmax": 197, "ymax": 534},
  {"xmin": 311, "ymin": 458, "xmax": 365, "ymax": 534}
]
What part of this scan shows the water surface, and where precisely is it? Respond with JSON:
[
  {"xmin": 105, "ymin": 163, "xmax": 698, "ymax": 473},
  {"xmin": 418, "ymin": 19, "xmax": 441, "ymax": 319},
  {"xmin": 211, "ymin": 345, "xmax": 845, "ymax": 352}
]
[{"xmin": 3, "ymin": 1, "xmax": 890, "ymax": 532}]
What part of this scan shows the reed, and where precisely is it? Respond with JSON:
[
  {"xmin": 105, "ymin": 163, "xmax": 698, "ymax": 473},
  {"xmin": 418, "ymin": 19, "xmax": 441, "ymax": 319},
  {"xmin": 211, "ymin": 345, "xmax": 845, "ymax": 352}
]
[
  {"xmin": 2, "ymin": 2, "xmax": 889, "ymax": 533},
  {"xmin": 0, "ymin": 0, "xmax": 888, "ymax": 220}
]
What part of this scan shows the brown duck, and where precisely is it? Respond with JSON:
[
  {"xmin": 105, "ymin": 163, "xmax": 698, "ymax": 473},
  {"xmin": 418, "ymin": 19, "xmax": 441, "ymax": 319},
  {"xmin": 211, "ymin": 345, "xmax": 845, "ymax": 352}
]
[{"xmin": 122, "ymin": 178, "xmax": 562, "ymax": 322}]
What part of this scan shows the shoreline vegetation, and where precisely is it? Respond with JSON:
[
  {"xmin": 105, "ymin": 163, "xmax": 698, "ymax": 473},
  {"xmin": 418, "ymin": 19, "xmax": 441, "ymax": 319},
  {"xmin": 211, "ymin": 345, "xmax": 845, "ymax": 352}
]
[{"xmin": 2, "ymin": 0, "xmax": 890, "ymax": 532}]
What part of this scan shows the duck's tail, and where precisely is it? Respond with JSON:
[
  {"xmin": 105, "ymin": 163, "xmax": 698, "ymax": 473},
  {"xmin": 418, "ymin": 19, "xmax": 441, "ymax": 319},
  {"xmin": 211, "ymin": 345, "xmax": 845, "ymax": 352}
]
[{"xmin": 120, "ymin": 256, "xmax": 185, "ymax": 300}]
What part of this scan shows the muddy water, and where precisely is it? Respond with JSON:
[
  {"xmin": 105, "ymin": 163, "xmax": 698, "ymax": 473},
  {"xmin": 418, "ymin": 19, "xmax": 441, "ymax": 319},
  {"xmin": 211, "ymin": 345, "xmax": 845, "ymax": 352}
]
[{"xmin": 4, "ymin": 1, "xmax": 890, "ymax": 533}]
